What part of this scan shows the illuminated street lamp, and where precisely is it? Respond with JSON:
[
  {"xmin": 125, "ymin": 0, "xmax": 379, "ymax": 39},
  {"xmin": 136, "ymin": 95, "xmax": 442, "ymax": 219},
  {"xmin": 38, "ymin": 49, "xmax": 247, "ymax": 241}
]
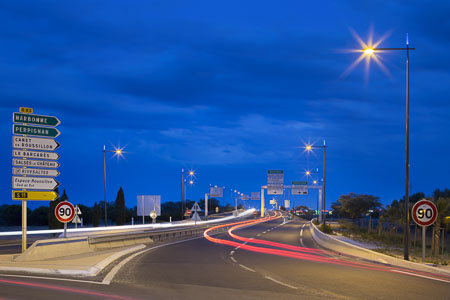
[
  {"xmin": 181, "ymin": 169, "xmax": 195, "ymax": 219},
  {"xmin": 355, "ymin": 34, "xmax": 415, "ymax": 260},
  {"xmin": 103, "ymin": 145, "xmax": 124, "ymax": 226},
  {"xmin": 306, "ymin": 168, "xmax": 320, "ymax": 217},
  {"xmin": 305, "ymin": 140, "xmax": 327, "ymax": 228}
]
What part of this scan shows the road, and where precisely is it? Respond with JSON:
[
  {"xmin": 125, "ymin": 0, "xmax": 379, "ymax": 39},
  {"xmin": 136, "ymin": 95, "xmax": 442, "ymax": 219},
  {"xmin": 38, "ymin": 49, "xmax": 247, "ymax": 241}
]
[{"xmin": 0, "ymin": 214, "xmax": 448, "ymax": 299}]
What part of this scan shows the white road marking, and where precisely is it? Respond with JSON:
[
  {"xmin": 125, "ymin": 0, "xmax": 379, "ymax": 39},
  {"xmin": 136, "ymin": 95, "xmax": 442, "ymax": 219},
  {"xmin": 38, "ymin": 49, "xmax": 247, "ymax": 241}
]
[
  {"xmin": 389, "ymin": 269, "xmax": 450, "ymax": 283},
  {"xmin": 257, "ymin": 234, "xmax": 261, "ymax": 237},
  {"xmin": 265, "ymin": 276, "xmax": 298, "ymax": 289},
  {"xmin": 230, "ymin": 250, "xmax": 235, "ymax": 255},
  {"xmin": 300, "ymin": 223, "xmax": 306, "ymax": 247},
  {"xmin": 230, "ymin": 256, "xmax": 237, "ymax": 263},
  {"xmin": 234, "ymin": 246, "xmax": 241, "ymax": 250},
  {"xmin": 239, "ymin": 264, "xmax": 256, "ymax": 272},
  {"xmin": 102, "ymin": 235, "xmax": 207, "ymax": 285},
  {"xmin": 0, "ymin": 273, "xmax": 106, "ymax": 285},
  {"xmin": 262, "ymin": 231, "xmax": 266, "ymax": 234}
]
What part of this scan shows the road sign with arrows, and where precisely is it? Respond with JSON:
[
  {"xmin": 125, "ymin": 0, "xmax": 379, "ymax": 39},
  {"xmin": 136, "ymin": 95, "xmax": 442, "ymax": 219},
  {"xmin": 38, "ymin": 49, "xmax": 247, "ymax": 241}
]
[
  {"xmin": 13, "ymin": 124, "xmax": 60, "ymax": 138},
  {"xmin": 13, "ymin": 149, "xmax": 60, "ymax": 160},
  {"xmin": 13, "ymin": 112, "xmax": 61, "ymax": 126},
  {"xmin": 13, "ymin": 136, "xmax": 60, "ymax": 151},
  {"xmin": 12, "ymin": 176, "xmax": 59, "ymax": 190}
]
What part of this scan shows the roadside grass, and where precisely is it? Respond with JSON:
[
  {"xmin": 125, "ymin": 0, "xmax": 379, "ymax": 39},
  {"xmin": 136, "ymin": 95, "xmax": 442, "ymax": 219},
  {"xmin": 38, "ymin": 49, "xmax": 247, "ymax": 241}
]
[{"xmin": 333, "ymin": 220, "xmax": 449, "ymax": 265}]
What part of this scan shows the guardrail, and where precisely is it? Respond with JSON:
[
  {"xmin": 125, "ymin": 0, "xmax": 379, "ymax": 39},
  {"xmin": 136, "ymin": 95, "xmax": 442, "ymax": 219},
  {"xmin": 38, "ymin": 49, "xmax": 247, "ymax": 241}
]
[{"xmin": 14, "ymin": 212, "xmax": 251, "ymax": 261}]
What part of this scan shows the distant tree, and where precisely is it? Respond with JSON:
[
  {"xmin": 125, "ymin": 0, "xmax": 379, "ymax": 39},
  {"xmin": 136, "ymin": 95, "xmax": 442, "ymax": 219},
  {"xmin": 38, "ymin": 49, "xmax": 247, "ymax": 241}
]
[
  {"xmin": 432, "ymin": 196, "xmax": 450, "ymax": 255},
  {"xmin": 332, "ymin": 193, "xmax": 382, "ymax": 219},
  {"xmin": 29, "ymin": 206, "xmax": 49, "ymax": 226},
  {"xmin": 115, "ymin": 187, "xmax": 126, "ymax": 226},
  {"xmin": 77, "ymin": 204, "xmax": 93, "ymax": 225},
  {"xmin": 48, "ymin": 188, "xmax": 66, "ymax": 229},
  {"xmin": 93, "ymin": 202, "xmax": 101, "ymax": 227},
  {"xmin": 0, "ymin": 204, "xmax": 24, "ymax": 226}
]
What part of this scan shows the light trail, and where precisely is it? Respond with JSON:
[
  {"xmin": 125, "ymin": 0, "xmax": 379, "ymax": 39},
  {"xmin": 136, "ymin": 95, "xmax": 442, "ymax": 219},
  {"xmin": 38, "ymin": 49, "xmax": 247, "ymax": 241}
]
[{"xmin": 204, "ymin": 214, "xmax": 450, "ymax": 283}]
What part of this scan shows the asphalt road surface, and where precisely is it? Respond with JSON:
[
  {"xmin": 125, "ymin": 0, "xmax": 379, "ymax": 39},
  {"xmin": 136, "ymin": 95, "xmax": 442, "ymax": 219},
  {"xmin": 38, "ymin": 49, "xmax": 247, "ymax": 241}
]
[{"xmin": 0, "ymin": 214, "xmax": 449, "ymax": 299}]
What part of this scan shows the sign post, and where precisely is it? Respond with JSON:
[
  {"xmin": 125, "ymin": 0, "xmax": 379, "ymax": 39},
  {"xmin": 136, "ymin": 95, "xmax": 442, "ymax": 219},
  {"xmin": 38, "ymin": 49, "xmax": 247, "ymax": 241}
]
[
  {"xmin": 12, "ymin": 108, "xmax": 61, "ymax": 252},
  {"xmin": 411, "ymin": 199, "xmax": 438, "ymax": 263}
]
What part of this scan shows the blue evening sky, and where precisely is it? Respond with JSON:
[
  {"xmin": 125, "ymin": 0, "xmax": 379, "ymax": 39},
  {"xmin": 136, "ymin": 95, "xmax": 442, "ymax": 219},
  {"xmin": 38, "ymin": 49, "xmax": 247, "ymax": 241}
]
[{"xmin": 1, "ymin": 0, "xmax": 449, "ymax": 210}]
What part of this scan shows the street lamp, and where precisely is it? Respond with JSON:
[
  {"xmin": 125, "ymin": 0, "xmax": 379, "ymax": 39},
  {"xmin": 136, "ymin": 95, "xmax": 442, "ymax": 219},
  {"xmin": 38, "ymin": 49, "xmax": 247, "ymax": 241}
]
[
  {"xmin": 355, "ymin": 34, "xmax": 415, "ymax": 261},
  {"xmin": 181, "ymin": 169, "xmax": 195, "ymax": 219},
  {"xmin": 103, "ymin": 145, "xmax": 124, "ymax": 226},
  {"xmin": 305, "ymin": 140, "xmax": 327, "ymax": 228},
  {"xmin": 306, "ymin": 168, "xmax": 320, "ymax": 217}
]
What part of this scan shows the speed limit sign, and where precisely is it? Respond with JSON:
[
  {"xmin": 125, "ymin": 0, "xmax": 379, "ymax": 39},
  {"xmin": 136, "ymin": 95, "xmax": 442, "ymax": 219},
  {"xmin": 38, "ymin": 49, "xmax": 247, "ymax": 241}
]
[
  {"xmin": 412, "ymin": 199, "xmax": 438, "ymax": 227},
  {"xmin": 55, "ymin": 201, "xmax": 75, "ymax": 223}
]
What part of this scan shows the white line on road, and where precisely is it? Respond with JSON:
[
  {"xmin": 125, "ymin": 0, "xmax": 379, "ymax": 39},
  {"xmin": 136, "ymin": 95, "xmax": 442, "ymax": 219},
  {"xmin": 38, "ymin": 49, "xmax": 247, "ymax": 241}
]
[
  {"xmin": 230, "ymin": 250, "xmax": 235, "ymax": 255},
  {"xmin": 102, "ymin": 235, "xmax": 207, "ymax": 285},
  {"xmin": 262, "ymin": 231, "xmax": 266, "ymax": 234},
  {"xmin": 299, "ymin": 223, "xmax": 306, "ymax": 247},
  {"xmin": 0, "ymin": 273, "xmax": 106, "ymax": 285},
  {"xmin": 265, "ymin": 276, "xmax": 298, "ymax": 289},
  {"xmin": 389, "ymin": 269, "xmax": 450, "ymax": 283},
  {"xmin": 230, "ymin": 256, "xmax": 237, "ymax": 263},
  {"xmin": 239, "ymin": 264, "xmax": 256, "ymax": 272},
  {"xmin": 257, "ymin": 234, "xmax": 261, "ymax": 237}
]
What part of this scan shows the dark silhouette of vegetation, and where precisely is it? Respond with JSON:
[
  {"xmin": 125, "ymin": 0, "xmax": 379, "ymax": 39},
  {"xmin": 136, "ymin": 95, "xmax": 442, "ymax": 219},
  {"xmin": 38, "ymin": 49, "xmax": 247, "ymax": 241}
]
[
  {"xmin": 93, "ymin": 202, "xmax": 101, "ymax": 227},
  {"xmin": 115, "ymin": 187, "xmax": 126, "ymax": 225},
  {"xmin": 48, "ymin": 188, "xmax": 65, "ymax": 229}
]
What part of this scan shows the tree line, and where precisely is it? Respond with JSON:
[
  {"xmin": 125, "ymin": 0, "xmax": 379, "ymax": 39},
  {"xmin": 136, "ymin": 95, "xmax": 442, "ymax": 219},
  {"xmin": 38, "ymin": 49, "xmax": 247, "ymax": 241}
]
[{"xmin": 0, "ymin": 187, "xmax": 235, "ymax": 228}]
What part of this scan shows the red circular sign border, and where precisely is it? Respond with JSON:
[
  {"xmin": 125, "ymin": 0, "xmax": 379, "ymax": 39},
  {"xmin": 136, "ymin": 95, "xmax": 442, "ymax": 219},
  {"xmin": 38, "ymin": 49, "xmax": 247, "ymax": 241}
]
[
  {"xmin": 54, "ymin": 201, "xmax": 75, "ymax": 223},
  {"xmin": 411, "ymin": 200, "xmax": 437, "ymax": 227}
]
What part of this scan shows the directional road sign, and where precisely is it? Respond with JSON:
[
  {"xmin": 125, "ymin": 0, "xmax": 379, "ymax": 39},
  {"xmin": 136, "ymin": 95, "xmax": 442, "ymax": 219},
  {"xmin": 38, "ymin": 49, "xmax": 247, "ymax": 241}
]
[
  {"xmin": 292, "ymin": 181, "xmax": 308, "ymax": 195},
  {"xmin": 13, "ymin": 167, "xmax": 59, "ymax": 177},
  {"xmin": 13, "ymin": 112, "xmax": 61, "ymax": 126},
  {"xmin": 251, "ymin": 192, "xmax": 260, "ymax": 200},
  {"xmin": 13, "ymin": 124, "xmax": 60, "ymax": 138},
  {"xmin": 13, "ymin": 136, "xmax": 60, "ymax": 151},
  {"xmin": 267, "ymin": 170, "xmax": 284, "ymax": 195},
  {"xmin": 13, "ymin": 149, "xmax": 60, "ymax": 160},
  {"xmin": 12, "ymin": 176, "xmax": 59, "ymax": 190},
  {"xmin": 412, "ymin": 199, "xmax": 438, "ymax": 227},
  {"xmin": 55, "ymin": 201, "xmax": 75, "ymax": 223},
  {"xmin": 210, "ymin": 186, "xmax": 223, "ymax": 197},
  {"xmin": 12, "ymin": 190, "xmax": 59, "ymax": 201},
  {"xmin": 12, "ymin": 158, "xmax": 59, "ymax": 168}
]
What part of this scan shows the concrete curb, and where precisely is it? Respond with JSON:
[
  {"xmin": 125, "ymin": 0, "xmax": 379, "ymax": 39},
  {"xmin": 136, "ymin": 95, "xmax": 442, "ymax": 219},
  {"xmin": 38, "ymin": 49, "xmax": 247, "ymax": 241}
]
[
  {"xmin": 309, "ymin": 220, "xmax": 450, "ymax": 276},
  {"xmin": 0, "ymin": 244, "xmax": 146, "ymax": 277}
]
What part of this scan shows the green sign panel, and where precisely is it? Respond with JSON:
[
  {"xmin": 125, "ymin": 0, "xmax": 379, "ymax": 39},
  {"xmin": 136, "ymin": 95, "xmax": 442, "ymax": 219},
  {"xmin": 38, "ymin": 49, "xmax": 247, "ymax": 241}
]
[
  {"xmin": 13, "ymin": 124, "xmax": 60, "ymax": 138},
  {"xmin": 268, "ymin": 170, "xmax": 284, "ymax": 174},
  {"xmin": 13, "ymin": 113, "xmax": 60, "ymax": 126},
  {"xmin": 292, "ymin": 181, "xmax": 308, "ymax": 185}
]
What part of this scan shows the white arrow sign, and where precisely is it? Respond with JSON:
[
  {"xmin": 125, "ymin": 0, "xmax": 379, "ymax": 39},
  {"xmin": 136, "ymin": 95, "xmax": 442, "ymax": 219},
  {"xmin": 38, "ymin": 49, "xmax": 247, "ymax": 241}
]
[
  {"xmin": 13, "ymin": 167, "xmax": 59, "ymax": 177},
  {"xmin": 12, "ymin": 158, "xmax": 59, "ymax": 168},
  {"xmin": 13, "ymin": 149, "xmax": 60, "ymax": 161},
  {"xmin": 12, "ymin": 176, "xmax": 59, "ymax": 190},
  {"xmin": 12, "ymin": 136, "xmax": 60, "ymax": 151}
]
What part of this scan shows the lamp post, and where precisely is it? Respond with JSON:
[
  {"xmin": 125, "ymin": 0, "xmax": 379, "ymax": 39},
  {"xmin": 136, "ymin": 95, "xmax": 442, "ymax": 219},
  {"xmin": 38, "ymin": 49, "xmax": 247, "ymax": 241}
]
[
  {"xmin": 305, "ymin": 140, "xmax": 327, "ymax": 228},
  {"xmin": 103, "ymin": 145, "xmax": 124, "ymax": 227},
  {"xmin": 358, "ymin": 34, "xmax": 415, "ymax": 260},
  {"xmin": 181, "ymin": 169, "xmax": 195, "ymax": 219},
  {"xmin": 306, "ymin": 168, "xmax": 320, "ymax": 216}
]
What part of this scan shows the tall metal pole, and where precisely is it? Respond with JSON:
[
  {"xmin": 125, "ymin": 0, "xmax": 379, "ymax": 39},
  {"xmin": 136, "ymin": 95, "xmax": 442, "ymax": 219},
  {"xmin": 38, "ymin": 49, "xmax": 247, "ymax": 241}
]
[
  {"xmin": 316, "ymin": 169, "xmax": 319, "ymax": 217},
  {"xmin": 404, "ymin": 35, "xmax": 410, "ymax": 260},
  {"xmin": 181, "ymin": 168, "xmax": 184, "ymax": 220},
  {"xmin": 322, "ymin": 140, "xmax": 326, "ymax": 228},
  {"xmin": 103, "ymin": 145, "xmax": 107, "ymax": 226}
]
